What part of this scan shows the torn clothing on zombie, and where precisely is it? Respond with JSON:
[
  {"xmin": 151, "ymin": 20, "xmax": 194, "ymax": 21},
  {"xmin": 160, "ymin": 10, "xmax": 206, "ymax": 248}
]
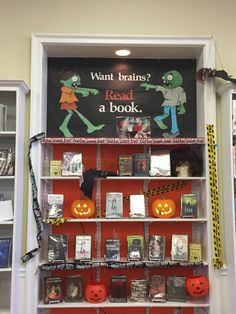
[
  {"xmin": 59, "ymin": 86, "xmax": 79, "ymax": 110},
  {"xmin": 156, "ymin": 86, "xmax": 186, "ymax": 107}
]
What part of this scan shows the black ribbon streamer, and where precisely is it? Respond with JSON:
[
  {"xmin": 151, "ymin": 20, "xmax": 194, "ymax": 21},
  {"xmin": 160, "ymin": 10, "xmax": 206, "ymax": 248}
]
[{"xmin": 22, "ymin": 132, "xmax": 45, "ymax": 263}]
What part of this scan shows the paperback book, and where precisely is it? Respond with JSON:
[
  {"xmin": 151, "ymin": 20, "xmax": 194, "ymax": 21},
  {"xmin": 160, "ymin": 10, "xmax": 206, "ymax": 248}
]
[
  {"xmin": 133, "ymin": 153, "xmax": 150, "ymax": 176},
  {"xmin": 149, "ymin": 275, "xmax": 166, "ymax": 302},
  {"xmin": 0, "ymin": 104, "xmax": 7, "ymax": 131},
  {"xmin": 74, "ymin": 234, "xmax": 92, "ymax": 261},
  {"xmin": 127, "ymin": 235, "xmax": 144, "ymax": 261},
  {"xmin": 0, "ymin": 149, "xmax": 14, "ymax": 176},
  {"xmin": 118, "ymin": 155, "xmax": 133, "ymax": 176},
  {"xmin": 105, "ymin": 239, "xmax": 120, "ymax": 262},
  {"xmin": 65, "ymin": 275, "xmax": 83, "ymax": 302},
  {"xmin": 44, "ymin": 277, "xmax": 63, "ymax": 304},
  {"xmin": 180, "ymin": 193, "xmax": 198, "ymax": 218},
  {"xmin": 110, "ymin": 275, "xmax": 127, "ymax": 302},
  {"xmin": 130, "ymin": 279, "xmax": 147, "ymax": 302},
  {"xmin": 189, "ymin": 243, "xmax": 202, "ymax": 262},
  {"xmin": 166, "ymin": 276, "xmax": 186, "ymax": 302},
  {"xmin": 0, "ymin": 238, "xmax": 12, "ymax": 267},
  {"xmin": 129, "ymin": 194, "xmax": 145, "ymax": 218},
  {"xmin": 61, "ymin": 152, "xmax": 82, "ymax": 176},
  {"xmin": 105, "ymin": 192, "xmax": 123, "ymax": 218},
  {"xmin": 47, "ymin": 194, "xmax": 64, "ymax": 218},
  {"xmin": 171, "ymin": 234, "xmax": 188, "ymax": 261},
  {"xmin": 116, "ymin": 116, "xmax": 151, "ymax": 139},
  {"xmin": 50, "ymin": 160, "xmax": 62, "ymax": 176},
  {"xmin": 149, "ymin": 150, "xmax": 171, "ymax": 177},
  {"xmin": 48, "ymin": 234, "xmax": 68, "ymax": 262},
  {"xmin": 148, "ymin": 235, "xmax": 165, "ymax": 261}
]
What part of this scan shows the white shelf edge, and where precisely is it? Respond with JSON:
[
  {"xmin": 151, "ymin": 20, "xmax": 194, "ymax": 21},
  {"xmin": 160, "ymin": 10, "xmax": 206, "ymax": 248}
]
[
  {"xmin": 45, "ymin": 218, "xmax": 208, "ymax": 223},
  {"xmin": 0, "ymin": 221, "xmax": 13, "ymax": 225},
  {"xmin": 0, "ymin": 131, "xmax": 16, "ymax": 137},
  {"xmin": 0, "ymin": 267, "xmax": 12, "ymax": 272},
  {"xmin": 41, "ymin": 176, "xmax": 206, "ymax": 181},
  {"xmin": 0, "ymin": 176, "xmax": 15, "ymax": 180},
  {"xmin": 38, "ymin": 299, "xmax": 210, "ymax": 308}
]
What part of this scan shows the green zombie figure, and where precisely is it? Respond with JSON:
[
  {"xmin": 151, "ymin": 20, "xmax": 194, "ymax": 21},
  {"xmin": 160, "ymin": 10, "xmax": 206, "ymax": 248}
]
[
  {"xmin": 141, "ymin": 70, "xmax": 186, "ymax": 138},
  {"xmin": 59, "ymin": 72, "xmax": 105, "ymax": 137}
]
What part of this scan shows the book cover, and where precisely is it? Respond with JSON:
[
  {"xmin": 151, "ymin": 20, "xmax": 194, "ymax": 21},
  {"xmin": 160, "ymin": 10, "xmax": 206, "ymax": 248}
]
[
  {"xmin": 50, "ymin": 160, "xmax": 62, "ymax": 176},
  {"xmin": 118, "ymin": 155, "xmax": 133, "ymax": 176},
  {"xmin": 48, "ymin": 234, "xmax": 68, "ymax": 262},
  {"xmin": 2, "ymin": 149, "xmax": 14, "ymax": 176},
  {"xmin": 189, "ymin": 243, "xmax": 202, "ymax": 262},
  {"xmin": 65, "ymin": 275, "xmax": 83, "ymax": 302},
  {"xmin": 129, "ymin": 194, "xmax": 145, "ymax": 218},
  {"xmin": 0, "ymin": 149, "xmax": 8, "ymax": 176},
  {"xmin": 105, "ymin": 192, "xmax": 123, "ymax": 218},
  {"xmin": 0, "ymin": 194, "xmax": 3, "ymax": 201},
  {"xmin": 105, "ymin": 239, "xmax": 120, "ymax": 262},
  {"xmin": 61, "ymin": 152, "xmax": 82, "ymax": 176},
  {"xmin": 166, "ymin": 276, "xmax": 186, "ymax": 302},
  {"xmin": 0, "ymin": 238, "xmax": 12, "ymax": 267},
  {"xmin": 149, "ymin": 150, "xmax": 171, "ymax": 176},
  {"xmin": 116, "ymin": 116, "xmax": 151, "ymax": 139},
  {"xmin": 0, "ymin": 200, "xmax": 13, "ymax": 222},
  {"xmin": 44, "ymin": 277, "xmax": 63, "ymax": 304},
  {"xmin": 180, "ymin": 193, "xmax": 198, "ymax": 218},
  {"xmin": 133, "ymin": 153, "xmax": 150, "ymax": 176},
  {"xmin": 0, "ymin": 104, "xmax": 7, "ymax": 131},
  {"xmin": 74, "ymin": 234, "xmax": 92, "ymax": 261},
  {"xmin": 130, "ymin": 279, "xmax": 147, "ymax": 302},
  {"xmin": 148, "ymin": 235, "xmax": 165, "ymax": 261},
  {"xmin": 47, "ymin": 194, "xmax": 64, "ymax": 218},
  {"xmin": 149, "ymin": 275, "xmax": 166, "ymax": 302},
  {"xmin": 127, "ymin": 235, "xmax": 144, "ymax": 261},
  {"xmin": 171, "ymin": 234, "xmax": 188, "ymax": 261},
  {"xmin": 110, "ymin": 275, "xmax": 127, "ymax": 302}
]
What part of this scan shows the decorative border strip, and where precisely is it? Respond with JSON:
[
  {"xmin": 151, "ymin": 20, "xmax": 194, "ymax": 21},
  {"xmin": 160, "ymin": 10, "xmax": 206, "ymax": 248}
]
[{"xmin": 41, "ymin": 137, "xmax": 205, "ymax": 145}]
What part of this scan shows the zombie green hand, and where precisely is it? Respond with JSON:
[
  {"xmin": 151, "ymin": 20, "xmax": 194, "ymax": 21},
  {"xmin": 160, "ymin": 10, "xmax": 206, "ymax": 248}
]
[
  {"xmin": 140, "ymin": 83, "xmax": 158, "ymax": 91},
  {"xmin": 177, "ymin": 103, "xmax": 186, "ymax": 114},
  {"xmin": 89, "ymin": 89, "xmax": 99, "ymax": 96}
]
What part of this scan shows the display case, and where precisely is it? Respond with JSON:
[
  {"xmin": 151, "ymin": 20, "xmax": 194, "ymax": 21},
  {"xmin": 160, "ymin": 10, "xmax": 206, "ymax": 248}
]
[
  {"xmin": 0, "ymin": 80, "xmax": 29, "ymax": 314},
  {"xmin": 25, "ymin": 34, "xmax": 222, "ymax": 314}
]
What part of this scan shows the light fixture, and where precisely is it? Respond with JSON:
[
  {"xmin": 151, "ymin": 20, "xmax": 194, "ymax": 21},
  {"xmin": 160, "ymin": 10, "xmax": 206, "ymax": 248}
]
[{"xmin": 115, "ymin": 49, "xmax": 131, "ymax": 57}]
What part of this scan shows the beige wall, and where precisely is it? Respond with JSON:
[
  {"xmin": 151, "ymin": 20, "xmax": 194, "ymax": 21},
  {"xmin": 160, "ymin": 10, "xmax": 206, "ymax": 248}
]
[{"xmin": 0, "ymin": 0, "xmax": 234, "ymax": 254}]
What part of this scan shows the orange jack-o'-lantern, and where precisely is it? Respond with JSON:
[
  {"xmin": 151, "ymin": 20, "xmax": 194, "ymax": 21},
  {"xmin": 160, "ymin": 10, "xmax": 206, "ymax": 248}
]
[
  {"xmin": 186, "ymin": 276, "xmax": 209, "ymax": 297},
  {"xmin": 85, "ymin": 283, "xmax": 106, "ymax": 303},
  {"xmin": 71, "ymin": 198, "xmax": 95, "ymax": 218},
  {"xmin": 151, "ymin": 198, "xmax": 176, "ymax": 218}
]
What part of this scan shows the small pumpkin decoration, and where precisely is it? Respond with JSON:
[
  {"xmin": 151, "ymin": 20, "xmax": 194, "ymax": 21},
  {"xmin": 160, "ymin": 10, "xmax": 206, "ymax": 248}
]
[
  {"xmin": 85, "ymin": 283, "xmax": 106, "ymax": 303},
  {"xmin": 151, "ymin": 198, "xmax": 176, "ymax": 218},
  {"xmin": 186, "ymin": 275, "xmax": 209, "ymax": 297},
  {"xmin": 71, "ymin": 197, "xmax": 95, "ymax": 218}
]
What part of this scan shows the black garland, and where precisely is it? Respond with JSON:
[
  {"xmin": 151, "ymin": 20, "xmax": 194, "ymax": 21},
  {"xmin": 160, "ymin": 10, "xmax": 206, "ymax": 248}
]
[{"xmin": 22, "ymin": 132, "xmax": 45, "ymax": 263}]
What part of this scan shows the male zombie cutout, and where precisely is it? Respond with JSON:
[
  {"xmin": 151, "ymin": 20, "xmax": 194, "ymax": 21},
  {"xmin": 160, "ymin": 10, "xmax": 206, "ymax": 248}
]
[
  {"xmin": 141, "ymin": 70, "xmax": 186, "ymax": 138},
  {"xmin": 59, "ymin": 71, "xmax": 105, "ymax": 137}
]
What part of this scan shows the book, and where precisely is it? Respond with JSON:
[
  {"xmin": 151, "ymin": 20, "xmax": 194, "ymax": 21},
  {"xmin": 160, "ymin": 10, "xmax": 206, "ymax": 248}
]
[
  {"xmin": 0, "ymin": 104, "xmax": 7, "ymax": 131},
  {"xmin": 0, "ymin": 149, "xmax": 8, "ymax": 175},
  {"xmin": 149, "ymin": 275, "xmax": 166, "ymax": 302},
  {"xmin": 166, "ymin": 276, "xmax": 186, "ymax": 302},
  {"xmin": 74, "ymin": 234, "xmax": 92, "ymax": 261},
  {"xmin": 129, "ymin": 194, "xmax": 145, "ymax": 218},
  {"xmin": 48, "ymin": 234, "xmax": 68, "ymax": 262},
  {"xmin": 127, "ymin": 235, "xmax": 144, "ymax": 261},
  {"xmin": 44, "ymin": 277, "xmax": 63, "ymax": 304},
  {"xmin": 0, "ymin": 200, "xmax": 13, "ymax": 222},
  {"xmin": 110, "ymin": 275, "xmax": 127, "ymax": 302},
  {"xmin": 189, "ymin": 243, "xmax": 202, "ymax": 262},
  {"xmin": 65, "ymin": 275, "xmax": 83, "ymax": 302},
  {"xmin": 61, "ymin": 152, "xmax": 82, "ymax": 176},
  {"xmin": 118, "ymin": 155, "xmax": 133, "ymax": 176},
  {"xmin": 0, "ymin": 194, "xmax": 3, "ymax": 201},
  {"xmin": 130, "ymin": 279, "xmax": 147, "ymax": 302},
  {"xmin": 149, "ymin": 150, "xmax": 171, "ymax": 176},
  {"xmin": 180, "ymin": 193, "xmax": 198, "ymax": 218},
  {"xmin": 0, "ymin": 149, "xmax": 14, "ymax": 176},
  {"xmin": 0, "ymin": 238, "xmax": 12, "ymax": 267},
  {"xmin": 116, "ymin": 116, "xmax": 151, "ymax": 139},
  {"xmin": 47, "ymin": 194, "xmax": 64, "ymax": 218},
  {"xmin": 133, "ymin": 153, "xmax": 150, "ymax": 176},
  {"xmin": 105, "ymin": 192, "xmax": 123, "ymax": 218},
  {"xmin": 105, "ymin": 239, "xmax": 120, "ymax": 261},
  {"xmin": 171, "ymin": 234, "xmax": 188, "ymax": 261},
  {"xmin": 50, "ymin": 160, "xmax": 62, "ymax": 176},
  {"xmin": 148, "ymin": 235, "xmax": 165, "ymax": 261}
]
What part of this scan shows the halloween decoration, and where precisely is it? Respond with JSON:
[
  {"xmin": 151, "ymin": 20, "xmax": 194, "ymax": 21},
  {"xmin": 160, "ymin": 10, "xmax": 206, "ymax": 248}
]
[
  {"xmin": 170, "ymin": 147, "xmax": 203, "ymax": 177},
  {"xmin": 151, "ymin": 198, "xmax": 176, "ymax": 218},
  {"xmin": 71, "ymin": 198, "xmax": 95, "ymax": 218},
  {"xmin": 80, "ymin": 169, "xmax": 117, "ymax": 199},
  {"xmin": 186, "ymin": 275, "xmax": 209, "ymax": 297},
  {"xmin": 85, "ymin": 283, "xmax": 107, "ymax": 303},
  {"xmin": 196, "ymin": 68, "xmax": 236, "ymax": 85}
]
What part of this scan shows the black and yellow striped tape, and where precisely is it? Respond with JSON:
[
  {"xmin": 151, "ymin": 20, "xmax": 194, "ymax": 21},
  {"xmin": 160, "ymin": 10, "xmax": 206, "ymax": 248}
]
[{"xmin": 207, "ymin": 124, "xmax": 223, "ymax": 269}]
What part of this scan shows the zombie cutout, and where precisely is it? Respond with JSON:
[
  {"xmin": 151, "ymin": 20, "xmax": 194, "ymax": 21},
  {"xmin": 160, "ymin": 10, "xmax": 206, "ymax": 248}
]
[
  {"xmin": 59, "ymin": 71, "xmax": 105, "ymax": 137},
  {"xmin": 141, "ymin": 70, "xmax": 186, "ymax": 138}
]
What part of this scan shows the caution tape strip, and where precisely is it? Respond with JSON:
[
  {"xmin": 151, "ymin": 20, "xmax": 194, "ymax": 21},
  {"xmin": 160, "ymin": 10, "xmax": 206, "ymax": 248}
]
[{"xmin": 206, "ymin": 124, "xmax": 223, "ymax": 269}]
